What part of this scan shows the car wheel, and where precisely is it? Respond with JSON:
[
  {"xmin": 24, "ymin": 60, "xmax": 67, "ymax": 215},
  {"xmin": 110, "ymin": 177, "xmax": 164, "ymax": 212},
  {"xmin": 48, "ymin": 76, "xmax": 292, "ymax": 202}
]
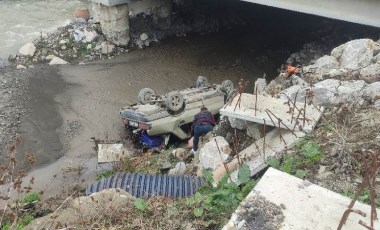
[
  {"xmin": 196, "ymin": 76, "xmax": 208, "ymax": 88},
  {"xmin": 220, "ymin": 80, "xmax": 234, "ymax": 95},
  {"xmin": 165, "ymin": 91, "xmax": 184, "ymax": 112},
  {"xmin": 138, "ymin": 88, "xmax": 155, "ymax": 105}
]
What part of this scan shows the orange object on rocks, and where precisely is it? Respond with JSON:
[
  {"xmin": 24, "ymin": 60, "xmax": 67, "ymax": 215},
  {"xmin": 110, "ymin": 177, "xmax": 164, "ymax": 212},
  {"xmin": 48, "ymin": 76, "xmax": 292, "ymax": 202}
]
[
  {"xmin": 74, "ymin": 8, "xmax": 90, "ymax": 21},
  {"xmin": 286, "ymin": 65, "xmax": 301, "ymax": 75}
]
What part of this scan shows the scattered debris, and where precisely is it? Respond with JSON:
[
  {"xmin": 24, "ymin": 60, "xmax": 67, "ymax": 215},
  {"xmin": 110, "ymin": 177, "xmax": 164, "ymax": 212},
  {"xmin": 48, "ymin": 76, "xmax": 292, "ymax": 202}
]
[{"xmin": 98, "ymin": 144, "xmax": 132, "ymax": 163}]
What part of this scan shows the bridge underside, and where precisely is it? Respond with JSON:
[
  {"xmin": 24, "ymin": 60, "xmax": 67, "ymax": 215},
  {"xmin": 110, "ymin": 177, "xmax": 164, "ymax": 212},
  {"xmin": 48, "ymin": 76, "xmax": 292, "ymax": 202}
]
[{"xmin": 243, "ymin": 0, "xmax": 380, "ymax": 28}]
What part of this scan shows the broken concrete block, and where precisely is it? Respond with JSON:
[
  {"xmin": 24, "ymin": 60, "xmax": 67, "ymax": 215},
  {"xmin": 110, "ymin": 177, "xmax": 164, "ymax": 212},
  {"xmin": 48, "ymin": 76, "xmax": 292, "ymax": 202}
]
[
  {"xmin": 245, "ymin": 122, "xmax": 262, "ymax": 139},
  {"xmin": 221, "ymin": 93, "xmax": 322, "ymax": 132},
  {"xmin": 224, "ymin": 168, "xmax": 380, "ymax": 230},
  {"xmin": 98, "ymin": 144, "xmax": 131, "ymax": 163},
  {"xmin": 228, "ymin": 117, "xmax": 246, "ymax": 130},
  {"xmin": 199, "ymin": 136, "xmax": 231, "ymax": 171}
]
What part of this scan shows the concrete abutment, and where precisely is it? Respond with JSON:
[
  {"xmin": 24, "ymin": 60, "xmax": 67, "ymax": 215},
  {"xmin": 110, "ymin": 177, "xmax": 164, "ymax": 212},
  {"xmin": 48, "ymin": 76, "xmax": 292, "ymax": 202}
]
[{"xmin": 91, "ymin": 0, "xmax": 173, "ymax": 46}]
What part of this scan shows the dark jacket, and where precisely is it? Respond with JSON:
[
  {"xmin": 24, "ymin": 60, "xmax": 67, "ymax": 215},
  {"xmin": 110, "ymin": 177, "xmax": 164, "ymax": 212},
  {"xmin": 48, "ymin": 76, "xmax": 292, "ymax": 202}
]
[{"xmin": 191, "ymin": 110, "xmax": 216, "ymax": 133}]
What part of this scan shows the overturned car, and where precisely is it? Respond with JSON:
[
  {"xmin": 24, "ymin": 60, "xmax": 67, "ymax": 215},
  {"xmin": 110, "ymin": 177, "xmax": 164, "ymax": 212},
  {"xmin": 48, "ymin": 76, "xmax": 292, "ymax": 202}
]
[{"xmin": 120, "ymin": 77, "xmax": 234, "ymax": 148}]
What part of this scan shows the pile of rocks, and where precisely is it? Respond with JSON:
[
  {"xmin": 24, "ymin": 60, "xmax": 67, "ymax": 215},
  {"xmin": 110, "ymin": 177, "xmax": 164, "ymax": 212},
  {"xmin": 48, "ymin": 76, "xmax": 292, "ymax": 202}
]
[
  {"xmin": 11, "ymin": 20, "xmax": 128, "ymax": 68},
  {"xmin": 268, "ymin": 39, "xmax": 380, "ymax": 109}
]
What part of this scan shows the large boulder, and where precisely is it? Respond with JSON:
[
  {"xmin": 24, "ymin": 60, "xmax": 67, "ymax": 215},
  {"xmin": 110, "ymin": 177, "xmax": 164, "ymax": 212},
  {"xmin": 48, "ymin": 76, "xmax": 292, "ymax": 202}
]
[
  {"xmin": 335, "ymin": 39, "xmax": 380, "ymax": 70},
  {"xmin": 279, "ymin": 79, "xmax": 367, "ymax": 107},
  {"xmin": 359, "ymin": 63, "xmax": 380, "ymax": 78},
  {"xmin": 374, "ymin": 99, "xmax": 380, "ymax": 109},
  {"xmin": 304, "ymin": 55, "xmax": 339, "ymax": 75},
  {"xmin": 199, "ymin": 136, "xmax": 231, "ymax": 171},
  {"xmin": 49, "ymin": 57, "xmax": 69, "ymax": 65},
  {"xmin": 312, "ymin": 79, "xmax": 341, "ymax": 106},
  {"xmin": 19, "ymin": 42, "xmax": 36, "ymax": 56},
  {"xmin": 279, "ymin": 85, "xmax": 305, "ymax": 103},
  {"xmin": 331, "ymin": 44, "xmax": 345, "ymax": 60},
  {"xmin": 313, "ymin": 79, "xmax": 366, "ymax": 106},
  {"xmin": 335, "ymin": 80, "xmax": 367, "ymax": 104},
  {"xmin": 373, "ymin": 52, "xmax": 380, "ymax": 63},
  {"xmin": 363, "ymin": 82, "xmax": 380, "ymax": 101}
]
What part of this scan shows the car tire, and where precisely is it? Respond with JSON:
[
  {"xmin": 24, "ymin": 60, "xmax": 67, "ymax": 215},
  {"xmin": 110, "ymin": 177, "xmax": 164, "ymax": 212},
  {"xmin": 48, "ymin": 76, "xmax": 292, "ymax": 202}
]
[
  {"xmin": 220, "ymin": 80, "xmax": 234, "ymax": 95},
  {"xmin": 138, "ymin": 88, "xmax": 155, "ymax": 105},
  {"xmin": 196, "ymin": 76, "xmax": 208, "ymax": 88},
  {"xmin": 165, "ymin": 91, "xmax": 184, "ymax": 112}
]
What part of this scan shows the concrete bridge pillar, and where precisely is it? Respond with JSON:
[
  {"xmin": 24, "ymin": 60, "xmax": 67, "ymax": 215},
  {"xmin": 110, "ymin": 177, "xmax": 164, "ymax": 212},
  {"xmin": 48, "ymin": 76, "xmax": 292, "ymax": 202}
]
[
  {"xmin": 98, "ymin": 4, "xmax": 130, "ymax": 46},
  {"xmin": 91, "ymin": 0, "xmax": 173, "ymax": 46}
]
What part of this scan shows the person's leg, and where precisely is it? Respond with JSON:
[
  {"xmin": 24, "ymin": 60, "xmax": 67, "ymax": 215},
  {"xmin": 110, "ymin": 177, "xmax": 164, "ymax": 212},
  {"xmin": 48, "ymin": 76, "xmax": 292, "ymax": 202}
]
[
  {"xmin": 203, "ymin": 125, "xmax": 213, "ymax": 134},
  {"xmin": 193, "ymin": 126, "xmax": 201, "ymax": 151},
  {"xmin": 198, "ymin": 125, "xmax": 213, "ymax": 136},
  {"xmin": 196, "ymin": 125, "xmax": 213, "ymax": 149}
]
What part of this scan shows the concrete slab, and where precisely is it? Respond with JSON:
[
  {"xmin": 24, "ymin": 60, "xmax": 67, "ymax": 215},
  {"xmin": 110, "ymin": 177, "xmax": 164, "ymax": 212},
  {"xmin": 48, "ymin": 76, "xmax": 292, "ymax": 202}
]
[
  {"xmin": 228, "ymin": 129, "xmax": 305, "ymax": 184},
  {"xmin": 220, "ymin": 93, "xmax": 322, "ymax": 132},
  {"xmin": 213, "ymin": 129, "xmax": 304, "ymax": 184},
  {"xmin": 224, "ymin": 168, "xmax": 380, "ymax": 230},
  {"xmin": 98, "ymin": 144, "xmax": 131, "ymax": 163}
]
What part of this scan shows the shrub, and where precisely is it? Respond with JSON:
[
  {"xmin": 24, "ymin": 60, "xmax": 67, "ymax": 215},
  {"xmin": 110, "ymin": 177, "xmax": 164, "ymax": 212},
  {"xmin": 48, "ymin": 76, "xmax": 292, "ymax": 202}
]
[
  {"xmin": 186, "ymin": 165, "xmax": 257, "ymax": 227},
  {"xmin": 17, "ymin": 215, "xmax": 35, "ymax": 230},
  {"xmin": 20, "ymin": 192, "xmax": 40, "ymax": 204}
]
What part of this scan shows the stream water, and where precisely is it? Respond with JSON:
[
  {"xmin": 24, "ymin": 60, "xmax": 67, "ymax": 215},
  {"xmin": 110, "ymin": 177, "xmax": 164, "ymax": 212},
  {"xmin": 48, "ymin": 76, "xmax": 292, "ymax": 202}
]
[{"xmin": 0, "ymin": 0, "xmax": 87, "ymax": 59}]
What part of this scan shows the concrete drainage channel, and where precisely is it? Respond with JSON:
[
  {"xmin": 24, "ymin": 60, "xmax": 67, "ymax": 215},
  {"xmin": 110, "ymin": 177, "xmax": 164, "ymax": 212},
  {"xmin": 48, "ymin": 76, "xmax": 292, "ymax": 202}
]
[{"xmin": 86, "ymin": 173, "xmax": 207, "ymax": 198}]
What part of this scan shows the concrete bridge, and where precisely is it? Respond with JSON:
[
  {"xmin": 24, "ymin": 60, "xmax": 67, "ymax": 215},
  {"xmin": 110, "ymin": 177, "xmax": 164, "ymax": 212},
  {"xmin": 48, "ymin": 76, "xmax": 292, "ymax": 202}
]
[
  {"xmin": 90, "ymin": 0, "xmax": 380, "ymax": 45},
  {"xmin": 244, "ymin": 0, "xmax": 380, "ymax": 28}
]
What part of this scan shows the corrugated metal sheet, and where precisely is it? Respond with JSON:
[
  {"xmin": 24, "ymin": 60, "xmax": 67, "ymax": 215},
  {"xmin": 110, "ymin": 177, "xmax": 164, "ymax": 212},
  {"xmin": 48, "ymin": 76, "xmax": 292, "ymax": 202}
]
[{"xmin": 86, "ymin": 173, "xmax": 207, "ymax": 198}]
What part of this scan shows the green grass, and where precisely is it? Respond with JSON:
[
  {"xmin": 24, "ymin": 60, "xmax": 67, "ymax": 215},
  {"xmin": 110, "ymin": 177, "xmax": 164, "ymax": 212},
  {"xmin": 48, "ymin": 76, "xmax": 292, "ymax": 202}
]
[
  {"xmin": 96, "ymin": 171, "xmax": 113, "ymax": 180},
  {"xmin": 20, "ymin": 192, "xmax": 40, "ymax": 204},
  {"xmin": 267, "ymin": 135, "xmax": 323, "ymax": 179},
  {"xmin": 17, "ymin": 215, "xmax": 35, "ymax": 230},
  {"xmin": 184, "ymin": 165, "xmax": 257, "ymax": 227}
]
